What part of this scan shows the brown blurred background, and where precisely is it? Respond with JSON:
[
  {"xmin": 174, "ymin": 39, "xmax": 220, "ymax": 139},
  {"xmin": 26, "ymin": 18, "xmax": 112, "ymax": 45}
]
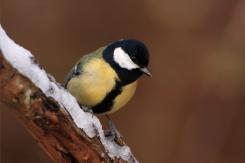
[{"xmin": 1, "ymin": 0, "xmax": 245, "ymax": 162}]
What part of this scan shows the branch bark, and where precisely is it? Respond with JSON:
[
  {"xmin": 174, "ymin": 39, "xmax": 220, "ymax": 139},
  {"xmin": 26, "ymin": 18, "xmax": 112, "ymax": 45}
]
[{"xmin": 0, "ymin": 52, "xmax": 127, "ymax": 162}]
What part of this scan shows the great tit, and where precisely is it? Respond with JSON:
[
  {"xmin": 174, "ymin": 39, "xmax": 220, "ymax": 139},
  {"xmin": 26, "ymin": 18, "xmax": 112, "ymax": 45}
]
[
  {"xmin": 64, "ymin": 39, "xmax": 151, "ymax": 115},
  {"xmin": 64, "ymin": 39, "xmax": 151, "ymax": 139}
]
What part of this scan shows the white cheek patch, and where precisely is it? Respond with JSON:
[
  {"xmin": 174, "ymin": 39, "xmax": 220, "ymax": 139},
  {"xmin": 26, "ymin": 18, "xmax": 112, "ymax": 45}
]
[{"xmin": 113, "ymin": 47, "xmax": 139, "ymax": 70}]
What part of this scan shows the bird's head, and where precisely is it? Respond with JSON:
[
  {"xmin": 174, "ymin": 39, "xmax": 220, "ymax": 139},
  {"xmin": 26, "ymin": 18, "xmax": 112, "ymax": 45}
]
[{"xmin": 103, "ymin": 39, "xmax": 151, "ymax": 85}]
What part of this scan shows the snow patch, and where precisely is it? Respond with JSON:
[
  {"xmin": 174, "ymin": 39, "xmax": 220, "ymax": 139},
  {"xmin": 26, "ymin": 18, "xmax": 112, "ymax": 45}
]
[{"xmin": 0, "ymin": 25, "xmax": 138, "ymax": 163}]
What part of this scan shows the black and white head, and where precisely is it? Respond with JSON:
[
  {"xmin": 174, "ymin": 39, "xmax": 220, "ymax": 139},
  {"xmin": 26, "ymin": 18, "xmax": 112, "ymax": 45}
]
[{"xmin": 103, "ymin": 39, "xmax": 151, "ymax": 85}]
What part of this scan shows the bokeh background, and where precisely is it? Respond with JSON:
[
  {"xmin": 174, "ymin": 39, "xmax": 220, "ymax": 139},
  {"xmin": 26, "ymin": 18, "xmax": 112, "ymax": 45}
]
[{"xmin": 1, "ymin": 0, "xmax": 245, "ymax": 162}]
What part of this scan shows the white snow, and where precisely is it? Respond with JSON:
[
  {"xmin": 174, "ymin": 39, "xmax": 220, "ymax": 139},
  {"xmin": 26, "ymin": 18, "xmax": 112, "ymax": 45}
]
[{"xmin": 0, "ymin": 24, "xmax": 138, "ymax": 163}]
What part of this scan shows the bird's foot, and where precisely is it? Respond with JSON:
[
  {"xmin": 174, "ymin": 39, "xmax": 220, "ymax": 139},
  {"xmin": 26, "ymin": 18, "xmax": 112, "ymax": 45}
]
[{"xmin": 104, "ymin": 116, "xmax": 125, "ymax": 146}]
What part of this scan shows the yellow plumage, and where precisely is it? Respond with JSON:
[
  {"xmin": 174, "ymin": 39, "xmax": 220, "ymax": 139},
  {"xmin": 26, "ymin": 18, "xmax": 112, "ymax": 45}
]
[
  {"xmin": 106, "ymin": 81, "xmax": 137, "ymax": 114},
  {"xmin": 66, "ymin": 48, "xmax": 138, "ymax": 114}
]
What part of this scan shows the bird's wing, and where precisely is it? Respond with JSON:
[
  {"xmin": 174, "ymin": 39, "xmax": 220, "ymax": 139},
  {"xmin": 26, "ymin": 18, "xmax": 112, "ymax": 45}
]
[
  {"xmin": 63, "ymin": 47, "xmax": 105, "ymax": 88},
  {"xmin": 63, "ymin": 60, "xmax": 82, "ymax": 88}
]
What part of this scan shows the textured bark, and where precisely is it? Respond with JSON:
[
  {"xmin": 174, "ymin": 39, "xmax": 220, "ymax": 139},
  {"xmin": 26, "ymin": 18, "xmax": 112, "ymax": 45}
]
[{"xmin": 0, "ymin": 53, "xmax": 126, "ymax": 163}]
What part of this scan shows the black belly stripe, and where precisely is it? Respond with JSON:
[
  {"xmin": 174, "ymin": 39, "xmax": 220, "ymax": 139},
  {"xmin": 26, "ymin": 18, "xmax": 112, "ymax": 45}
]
[{"xmin": 92, "ymin": 80, "xmax": 122, "ymax": 114}]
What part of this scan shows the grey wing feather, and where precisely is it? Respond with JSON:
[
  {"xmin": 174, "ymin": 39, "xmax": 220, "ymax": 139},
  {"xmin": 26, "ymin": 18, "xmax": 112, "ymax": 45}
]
[
  {"xmin": 63, "ymin": 48, "xmax": 104, "ymax": 88},
  {"xmin": 63, "ymin": 62, "xmax": 82, "ymax": 88},
  {"xmin": 64, "ymin": 65, "xmax": 79, "ymax": 88}
]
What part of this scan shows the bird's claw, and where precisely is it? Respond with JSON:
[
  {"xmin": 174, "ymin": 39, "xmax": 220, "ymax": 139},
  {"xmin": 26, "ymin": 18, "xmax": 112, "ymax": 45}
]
[{"xmin": 104, "ymin": 117, "xmax": 124, "ymax": 145}]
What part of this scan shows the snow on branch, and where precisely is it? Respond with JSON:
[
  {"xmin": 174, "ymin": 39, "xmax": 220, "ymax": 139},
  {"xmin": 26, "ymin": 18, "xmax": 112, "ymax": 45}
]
[{"xmin": 0, "ymin": 25, "xmax": 138, "ymax": 163}]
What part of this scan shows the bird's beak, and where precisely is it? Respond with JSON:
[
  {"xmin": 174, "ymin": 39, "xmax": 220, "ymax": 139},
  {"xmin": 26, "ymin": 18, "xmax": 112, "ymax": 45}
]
[{"xmin": 141, "ymin": 67, "xmax": 152, "ymax": 77}]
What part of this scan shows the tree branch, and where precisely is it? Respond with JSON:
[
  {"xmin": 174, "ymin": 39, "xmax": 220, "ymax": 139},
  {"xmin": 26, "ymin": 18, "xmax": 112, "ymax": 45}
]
[{"xmin": 0, "ymin": 25, "xmax": 137, "ymax": 163}]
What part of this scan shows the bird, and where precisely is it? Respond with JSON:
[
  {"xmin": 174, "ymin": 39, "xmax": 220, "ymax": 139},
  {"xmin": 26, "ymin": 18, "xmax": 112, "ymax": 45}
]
[{"xmin": 64, "ymin": 39, "xmax": 151, "ymax": 139}]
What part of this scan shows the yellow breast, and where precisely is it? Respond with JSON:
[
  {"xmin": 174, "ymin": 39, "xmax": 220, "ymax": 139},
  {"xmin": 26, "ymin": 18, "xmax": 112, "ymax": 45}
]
[
  {"xmin": 106, "ymin": 81, "xmax": 138, "ymax": 114},
  {"xmin": 67, "ymin": 54, "xmax": 138, "ymax": 114},
  {"xmin": 67, "ymin": 58, "xmax": 118, "ymax": 107}
]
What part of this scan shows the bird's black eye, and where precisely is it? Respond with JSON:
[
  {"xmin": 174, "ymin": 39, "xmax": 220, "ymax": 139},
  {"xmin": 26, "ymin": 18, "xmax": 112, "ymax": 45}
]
[{"xmin": 130, "ymin": 53, "xmax": 139, "ymax": 64}]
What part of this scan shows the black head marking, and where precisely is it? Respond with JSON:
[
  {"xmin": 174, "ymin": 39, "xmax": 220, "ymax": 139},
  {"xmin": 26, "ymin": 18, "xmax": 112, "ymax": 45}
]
[
  {"xmin": 119, "ymin": 39, "xmax": 149, "ymax": 68},
  {"xmin": 103, "ymin": 39, "xmax": 150, "ymax": 85}
]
